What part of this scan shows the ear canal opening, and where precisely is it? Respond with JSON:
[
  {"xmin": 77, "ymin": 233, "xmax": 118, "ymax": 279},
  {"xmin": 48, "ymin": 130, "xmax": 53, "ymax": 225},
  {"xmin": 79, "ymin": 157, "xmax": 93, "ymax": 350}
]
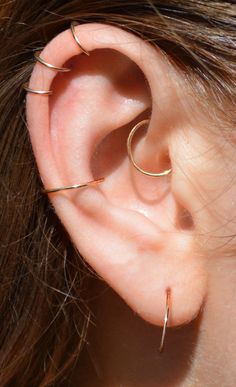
[{"xmin": 176, "ymin": 205, "xmax": 194, "ymax": 230}]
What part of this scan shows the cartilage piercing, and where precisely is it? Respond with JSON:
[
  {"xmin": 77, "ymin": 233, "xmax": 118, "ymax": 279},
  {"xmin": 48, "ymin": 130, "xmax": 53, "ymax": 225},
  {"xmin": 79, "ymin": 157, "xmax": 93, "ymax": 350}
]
[
  {"xmin": 22, "ymin": 83, "xmax": 53, "ymax": 95},
  {"xmin": 70, "ymin": 21, "xmax": 90, "ymax": 56},
  {"xmin": 34, "ymin": 51, "xmax": 71, "ymax": 72},
  {"xmin": 42, "ymin": 177, "xmax": 104, "ymax": 194},
  {"xmin": 127, "ymin": 119, "xmax": 172, "ymax": 177}
]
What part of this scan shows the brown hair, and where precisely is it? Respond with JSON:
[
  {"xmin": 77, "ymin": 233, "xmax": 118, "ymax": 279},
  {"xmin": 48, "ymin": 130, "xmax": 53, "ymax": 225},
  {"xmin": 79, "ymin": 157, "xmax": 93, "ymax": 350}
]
[{"xmin": 0, "ymin": 1, "xmax": 235, "ymax": 385}]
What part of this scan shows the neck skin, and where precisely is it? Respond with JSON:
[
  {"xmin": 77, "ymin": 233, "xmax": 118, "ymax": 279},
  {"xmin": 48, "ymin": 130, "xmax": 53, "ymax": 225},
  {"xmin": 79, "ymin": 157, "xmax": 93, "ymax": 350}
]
[{"xmin": 72, "ymin": 256, "xmax": 236, "ymax": 387}]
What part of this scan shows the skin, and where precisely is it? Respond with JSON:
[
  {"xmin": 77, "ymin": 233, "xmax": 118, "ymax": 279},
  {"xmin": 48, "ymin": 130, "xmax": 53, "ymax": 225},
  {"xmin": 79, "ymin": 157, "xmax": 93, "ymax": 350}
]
[{"xmin": 26, "ymin": 23, "xmax": 236, "ymax": 386}]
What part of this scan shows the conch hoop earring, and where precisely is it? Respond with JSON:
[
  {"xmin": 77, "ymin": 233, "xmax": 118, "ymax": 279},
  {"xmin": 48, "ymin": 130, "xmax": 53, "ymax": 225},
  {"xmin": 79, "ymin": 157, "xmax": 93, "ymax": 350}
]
[
  {"xmin": 159, "ymin": 288, "xmax": 171, "ymax": 353},
  {"xmin": 34, "ymin": 51, "xmax": 71, "ymax": 72},
  {"xmin": 22, "ymin": 83, "xmax": 53, "ymax": 95},
  {"xmin": 127, "ymin": 119, "xmax": 172, "ymax": 177},
  {"xmin": 70, "ymin": 21, "xmax": 90, "ymax": 56},
  {"xmin": 42, "ymin": 177, "xmax": 104, "ymax": 194}
]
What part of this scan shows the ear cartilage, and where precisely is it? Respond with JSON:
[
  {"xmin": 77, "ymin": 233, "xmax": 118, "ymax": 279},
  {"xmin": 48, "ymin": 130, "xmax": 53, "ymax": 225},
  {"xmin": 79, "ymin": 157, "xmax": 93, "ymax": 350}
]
[
  {"xmin": 34, "ymin": 51, "xmax": 71, "ymax": 72},
  {"xmin": 22, "ymin": 83, "xmax": 53, "ymax": 95},
  {"xmin": 42, "ymin": 177, "xmax": 105, "ymax": 194},
  {"xmin": 159, "ymin": 288, "xmax": 171, "ymax": 353},
  {"xmin": 127, "ymin": 119, "xmax": 172, "ymax": 177},
  {"xmin": 70, "ymin": 21, "xmax": 90, "ymax": 56}
]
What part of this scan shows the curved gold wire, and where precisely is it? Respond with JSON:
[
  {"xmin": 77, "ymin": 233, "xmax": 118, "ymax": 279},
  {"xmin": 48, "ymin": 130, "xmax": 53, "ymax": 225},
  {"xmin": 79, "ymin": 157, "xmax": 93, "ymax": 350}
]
[
  {"xmin": 34, "ymin": 51, "xmax": 71, "ymax": 72},
  {"xmin": 127, "ymin": 119, "xmax": 172, "ymax": 177},
  {"xmin": 70, "ymin": 21, "xmax": 90, "ymax": 56},
  {"xmin": 159, "ymin": 288, "xmax": 171, "ymax": 353},
  {"xmin": 22, "ymin": 83, "xmax": 53, "ymax": 95},
  {"xmin": 42, "ymin": 177, "xmax": 104, "ymax": 194}
]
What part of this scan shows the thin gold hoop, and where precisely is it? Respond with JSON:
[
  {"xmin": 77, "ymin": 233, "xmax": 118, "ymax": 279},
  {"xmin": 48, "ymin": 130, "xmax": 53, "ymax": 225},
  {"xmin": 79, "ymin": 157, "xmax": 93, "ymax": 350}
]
[
  {"xmin": 159, "ymin": 288, "xmax": 171, "ymax": 353},
  {"xmin": 70, "ymin": 21, "xmax": 90, "ymax": 56},
  {"xmin": 22, "ymin": 83, "xmax": 53, "ymax": 95},
  {"xmin": 34, "ymin": 51, "xmax": 71, "ymax": 72},
  {"xmin": 42, "ymin": 177, "xmax": 104, "ymax": 194},
  {"xmin": 127, "ymin": 119, "xmax": 172, "ymax": 177}
]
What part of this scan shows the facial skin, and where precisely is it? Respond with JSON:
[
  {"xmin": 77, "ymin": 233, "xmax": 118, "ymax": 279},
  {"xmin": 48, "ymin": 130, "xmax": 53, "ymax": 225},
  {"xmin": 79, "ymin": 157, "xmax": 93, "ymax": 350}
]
[{"xmin": 26, "ymin": 23, "xmax": 236, "ymax": 386}]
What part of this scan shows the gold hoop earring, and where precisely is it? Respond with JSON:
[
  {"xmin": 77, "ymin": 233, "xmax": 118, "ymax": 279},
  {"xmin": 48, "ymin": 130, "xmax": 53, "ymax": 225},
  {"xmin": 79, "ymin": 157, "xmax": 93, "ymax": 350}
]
[
  {"xmin": 70, "ymin": 21, "xmax": 90, "ymax": 56},
  {"xmin": 159, "ymin": 288, "xmax": 171, "ymax": 353},
  {"xmin": 34, "ymin": 51, "xmax": 71, "ymax": 72},
  {"xmin": 127, "ymin": 119, "xmax": 172, "ymax": 177},
  {"xmin": 22, "ymin": 83, "xmax": 53, "ymax": 95},
  {"xmin": 42, "ymin": 177, "xmax": 104, "ymax": 194}
]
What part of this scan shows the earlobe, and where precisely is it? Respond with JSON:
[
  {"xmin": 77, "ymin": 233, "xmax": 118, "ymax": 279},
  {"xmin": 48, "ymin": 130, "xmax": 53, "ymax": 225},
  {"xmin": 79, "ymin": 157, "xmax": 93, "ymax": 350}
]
[{"xmin": 25, "ymin": 22, "xmax": 207, "ymax": 330}]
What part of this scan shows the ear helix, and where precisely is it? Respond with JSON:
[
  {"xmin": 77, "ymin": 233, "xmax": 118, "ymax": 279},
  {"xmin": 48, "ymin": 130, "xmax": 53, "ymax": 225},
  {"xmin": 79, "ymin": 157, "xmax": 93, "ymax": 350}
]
[{"xmin": 22, "ymin": 22, "xmax": 104, "ymax": 193}]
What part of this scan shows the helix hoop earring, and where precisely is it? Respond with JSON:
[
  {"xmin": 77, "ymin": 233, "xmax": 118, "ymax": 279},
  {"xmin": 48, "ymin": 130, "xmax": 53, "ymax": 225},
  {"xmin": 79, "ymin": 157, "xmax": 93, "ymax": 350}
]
[
  {"xmin": 22, "ymin": 83, "xmax": 53, "ymax": 95},
  {"xmin": 70, "ymin": 21, "xmax": 90, "ymax": 56},
  {"xmin": 42, "ymin": 177, "xmax": 104, "ymax": 194},
  {"xmin": 159, "ymin": 288, "xmax": 171, "ymax": 353},
  {"xmin": 127, "ymin": 119, "xmax": 172, "ymax": 177},
  {"xmin": 34, "ymin": 51, "xmax": 71, "ymax": 72}
]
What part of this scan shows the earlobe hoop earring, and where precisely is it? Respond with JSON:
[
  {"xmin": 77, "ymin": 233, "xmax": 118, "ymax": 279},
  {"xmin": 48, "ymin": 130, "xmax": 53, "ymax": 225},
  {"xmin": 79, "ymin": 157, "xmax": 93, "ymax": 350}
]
[
  {"xmin": 34, "ymin": 51, "xmax": 71, "ymax": 72},
  {"xmin": 70, "ymin": 21, "xmax": 90, "ymax": 56},
  {"xmin": 159, "ymin": 288, "xmax": 171, "ymax": 353},
  {"xmin": 42, "ymin": 177, "xmax": 104, "ymax": 194},
  {"xmin": 127, "ymin": 119, "xmax": 172, "ymax": 177}
]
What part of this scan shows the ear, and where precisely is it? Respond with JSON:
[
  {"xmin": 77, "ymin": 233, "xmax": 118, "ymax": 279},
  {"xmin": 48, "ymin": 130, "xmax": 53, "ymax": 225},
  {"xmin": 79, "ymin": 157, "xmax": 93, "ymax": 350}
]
[{"xmin": 26, "ymin": 22, "xmax": 207, "ymax": 327}]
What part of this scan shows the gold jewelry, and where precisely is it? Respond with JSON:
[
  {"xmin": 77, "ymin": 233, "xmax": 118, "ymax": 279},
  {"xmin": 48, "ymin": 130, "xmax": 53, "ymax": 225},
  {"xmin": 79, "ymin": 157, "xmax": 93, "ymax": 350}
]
[
  {"xmin": 22, "ymin": 83, "xmax": 53, "ymax": 95},
  {"xmin": 127, "ymin": 119, "xmax": 172, "ymax": 177},
  {"xmin": 34, "ymin": 51, "xmax": 71, "ymax": 72},
  {"xmin": 70, "ymin": 21, "xmax": 90, "ymax": 56},
  {"xmin": 159, "ymin": 288, "xmax": 171, "ymax": 353},
  {"xmin": 42, "ymin": 177, "xmax": 104, "ymax": 194}
]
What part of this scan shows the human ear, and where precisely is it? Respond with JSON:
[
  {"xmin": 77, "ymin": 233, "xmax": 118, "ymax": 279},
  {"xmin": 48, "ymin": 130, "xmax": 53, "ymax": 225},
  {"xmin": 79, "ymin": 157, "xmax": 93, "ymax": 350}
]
[{"xmin": 26, "ymin": 22, "xmax": 207, "ymax": 328}]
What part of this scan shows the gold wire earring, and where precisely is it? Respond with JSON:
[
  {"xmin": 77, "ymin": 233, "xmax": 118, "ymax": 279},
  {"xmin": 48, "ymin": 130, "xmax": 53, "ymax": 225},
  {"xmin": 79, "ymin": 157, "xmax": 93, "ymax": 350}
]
[
  {"xmin": 34, "ymin": 51, "xmax": 71, "ymax": 72},
  {"xmin": 70, "ymin": 21, "xmax": 90, "ymax": 56},
  {"xmin": 22, "ymin": 83, "xmax": 53, "ymax": 95},
  {"xmin": 22, "ymin": 51, "xmax": 71, "ymax": 94},
  {"xmin": 127, "ymin": 119, "xmax": 172, "ymax": 177},
  {"xmin": 159, "ymin": 288, "xmax": 171, "ymax": 353},
  {"xmin": 42, "ymin": 177, "xmax": 105, "ymax": 194}
]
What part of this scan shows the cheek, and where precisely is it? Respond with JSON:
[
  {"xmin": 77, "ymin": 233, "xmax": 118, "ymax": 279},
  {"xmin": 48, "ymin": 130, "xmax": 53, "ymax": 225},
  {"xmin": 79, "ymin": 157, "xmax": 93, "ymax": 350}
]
[{"xmin": 170, "ymin": 125, "xmax": 236, "ymax": 250}]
